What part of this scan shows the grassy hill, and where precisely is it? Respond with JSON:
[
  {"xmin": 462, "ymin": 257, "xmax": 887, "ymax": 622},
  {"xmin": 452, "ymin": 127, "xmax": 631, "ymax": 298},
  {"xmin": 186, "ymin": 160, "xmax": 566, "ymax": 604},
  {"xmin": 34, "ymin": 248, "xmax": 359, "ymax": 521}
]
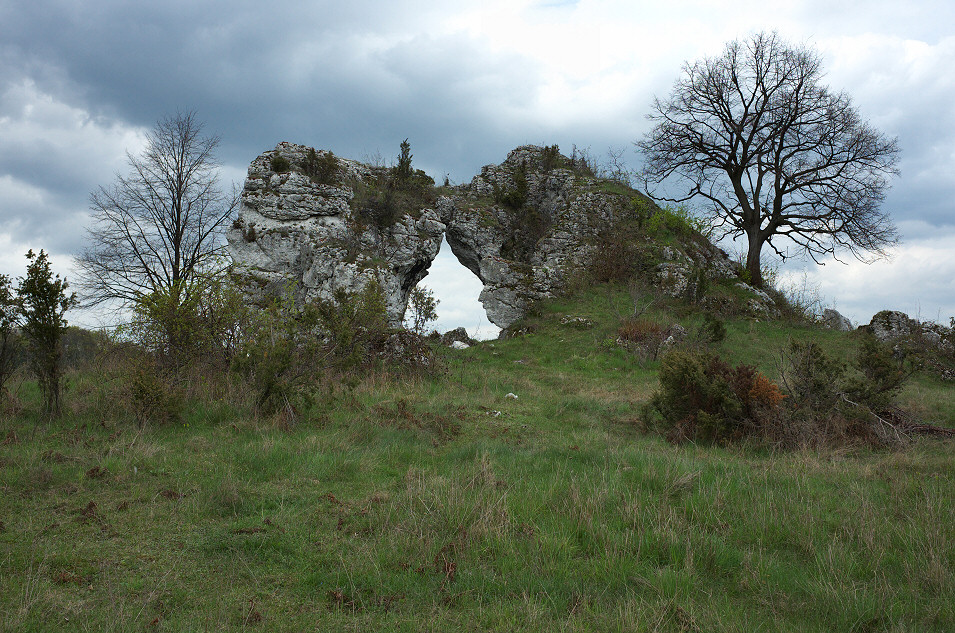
[{"xmin": 1, "ymin": 282, "xmax": 954, "ymax": 631}]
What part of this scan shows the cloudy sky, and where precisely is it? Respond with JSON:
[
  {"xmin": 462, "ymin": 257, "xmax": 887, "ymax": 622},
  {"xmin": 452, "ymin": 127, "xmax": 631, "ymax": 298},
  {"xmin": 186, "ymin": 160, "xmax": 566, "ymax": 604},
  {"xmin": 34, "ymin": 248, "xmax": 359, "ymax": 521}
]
[{"xmin": 1, "ymin": 0, "xmax": 953, "ymax": 335}]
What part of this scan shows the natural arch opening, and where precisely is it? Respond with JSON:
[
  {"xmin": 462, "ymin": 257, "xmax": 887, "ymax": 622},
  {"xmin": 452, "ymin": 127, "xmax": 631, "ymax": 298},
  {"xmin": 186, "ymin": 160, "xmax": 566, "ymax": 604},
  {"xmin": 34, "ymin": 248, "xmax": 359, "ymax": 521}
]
[{"xmin": 413, "ymin": 237, "xmax": 500, "ymax": 340}]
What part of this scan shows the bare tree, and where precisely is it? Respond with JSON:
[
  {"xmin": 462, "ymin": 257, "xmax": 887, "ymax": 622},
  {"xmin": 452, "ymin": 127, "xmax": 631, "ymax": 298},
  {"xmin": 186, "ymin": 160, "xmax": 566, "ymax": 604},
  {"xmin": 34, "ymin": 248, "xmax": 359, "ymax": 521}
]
[
  {"xmin": 78, "ymin": 111, "xmax": 237, "ymax": 308},
  {"xmin": 638, "ymin": 32, "xmax": 900, "ymax": 287}
]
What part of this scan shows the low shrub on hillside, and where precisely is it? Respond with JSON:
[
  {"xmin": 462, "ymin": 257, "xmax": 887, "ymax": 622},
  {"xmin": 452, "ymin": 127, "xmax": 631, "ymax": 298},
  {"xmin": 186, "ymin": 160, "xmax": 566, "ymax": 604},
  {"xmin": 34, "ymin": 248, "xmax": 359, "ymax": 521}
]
[
  {"xmin": 616, "ymin": 317, "xmax": 668, "ymax": 361},
  {"xmin": 303, "ymin": 148, "xmax": 340, "ymax": 185},
  {"xmin": 645, "ymin": 204, "xmax": 712, "ymax": 242},
  {"xmin": 313, "ymin": 282, "xmax": 391, "ymax": 371},
  {"xmin": 649, "ymin": 335, "xmax": 920, "ymax": 449},
  {"xmin": 270, "ymin": 154, "xmax": 291, "ymax": 173},
  {"xmin": 121, "ymin": 275, "xmax": 247, "ymax": 370},
  {"xmin": 349, "ymin": 140, "xmax": 436, "ymax": 230},
  {"xmin": 231, "ymin": 280, "xmax": 435, "ymax": 415},
  {"xmin": 127, "ymin": 357, "xmax": 184, "ymax": 427},
  {"xmin": 781, "ymin": 336, "xmax": 910, "ymax": 415},
  {"xmin": 232, "ymin": 294, "xmax": 327, "ymax": 415},
  {"xmin": 492, "ymin": 161, "xmax": 529, "ymax": 211},
  {"xmin": 647, "ymin": 349, "xmax": 786, "ymax": 445},
  {"xmin": 312, "ymin": 281, "xmax": 438, "ymax": 376}
]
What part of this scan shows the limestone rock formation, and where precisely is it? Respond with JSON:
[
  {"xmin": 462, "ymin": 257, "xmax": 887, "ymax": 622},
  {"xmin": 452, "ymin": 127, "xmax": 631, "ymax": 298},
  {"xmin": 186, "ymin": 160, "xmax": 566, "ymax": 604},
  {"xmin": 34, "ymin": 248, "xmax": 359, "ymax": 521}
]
[
  {"xmin": 440, "ymin": 327, "xmax": 475, "ymax": 347},
  {"xmin": 441, "ymin": 146, "xmax": 617, "ymax": 327},
  {"xmin": 867, "ymin": 310, "xmax": 916, "ymax": 342},
  {"xmin": 227, "ymin": 142, "xmax": 444, "ymax": 324},
  {"xmin": 228, "ymin": 143, "xmax": 739, "ymax": 331},
  {"xmin": 442, "ymin": 145, "xmax": 737, "ymax": 327},
  {"xmin": 866, "ymin": 310, "xmax": 953, "ymax": 353},
  {"xmin": 822, "ymin": 308, "xmax": 853, "ymax": 331}
]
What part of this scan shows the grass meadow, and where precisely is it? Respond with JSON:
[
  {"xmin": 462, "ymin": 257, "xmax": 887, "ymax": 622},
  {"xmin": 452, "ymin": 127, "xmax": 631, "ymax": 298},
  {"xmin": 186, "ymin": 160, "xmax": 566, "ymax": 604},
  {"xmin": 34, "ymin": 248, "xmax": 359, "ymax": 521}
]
[{"xmin": 2, "ymin": 285, "xmax": 953, "ymax": 631}]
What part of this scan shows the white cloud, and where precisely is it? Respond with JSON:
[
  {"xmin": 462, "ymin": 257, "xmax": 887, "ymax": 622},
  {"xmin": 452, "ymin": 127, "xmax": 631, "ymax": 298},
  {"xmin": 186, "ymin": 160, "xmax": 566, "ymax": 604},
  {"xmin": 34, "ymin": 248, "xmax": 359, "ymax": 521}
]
[
  {"xmin": 0, "ymin": 78, "xmax": 146, "ymax": 191},
  {"xmin": 0, "ymin": 80, "xmax": 146, "ymax": 325},
  {"xmin": 419, "ymin": 239, "xmax": 501, "ymax": 340},
  {"xmin": 778, "ymin": 226, "xmax": 955, "ymax": 327}
]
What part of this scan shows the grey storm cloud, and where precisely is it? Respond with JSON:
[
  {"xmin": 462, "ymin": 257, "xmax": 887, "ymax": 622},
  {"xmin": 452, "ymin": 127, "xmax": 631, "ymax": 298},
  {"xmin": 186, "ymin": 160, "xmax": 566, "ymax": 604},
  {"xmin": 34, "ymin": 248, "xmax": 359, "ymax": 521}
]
[
  {"xmin": 1, "ymin": 0, "xmax": 954, "ymax": 326},
  {"xmin": 0, "ymin": 0, "xmax": 550, "ymax": 178}
]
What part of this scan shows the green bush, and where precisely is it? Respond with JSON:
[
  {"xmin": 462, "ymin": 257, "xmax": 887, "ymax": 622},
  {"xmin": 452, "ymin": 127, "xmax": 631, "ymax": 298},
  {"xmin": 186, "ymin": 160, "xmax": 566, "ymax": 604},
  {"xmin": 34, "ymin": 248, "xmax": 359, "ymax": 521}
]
[
  {"xmin": 314, "ymin": 281, "xmax": 392, "ymax": 372},
  {"xmin": 127, "ymin": 359, "xmax": 183, "ymax": 427},
  {"xmin": 107, "ymin": 274, "xmax": 250, "ymax": 419},
  {"xmin": 493, "ymin": 161, "xmax": 529, "ymax": 211},
  {"xmin": 589, "ymin": 225, "xmax": 640, "ymax": 283},
  {"xmin": 17, "ymin": 250, "xmax": 78, "ymax": 417},
  {"xmin": 540, "ymin": 144, "xmax": 562, "ymax": 172},
  {"xmin": 774, "ymin": 337, "xmax": 916, "ymax": 446},
  {"xmin": 232, "ymin": 291, "xmax": 325, "ymax": 414},
  {"xmin": 270, "ymin": 154, "xmax": 291, "ymax": 173},
  {"xmin": 696, "ymin": 312, "xmax": 726, "ymax": 347},
  {"xmin": 617, "ymin": 317, "xmax": 667, "ymax": 361},
  {"xmin": 314, "ymin": 281, "xmax": 437, "ymax": 376},
  {"xmin": 355, "ymin": 188, "xmax": 401, "ymax": 228},
  {"xmin": 62, "ymin": 326, "xmax": 110, "ymax": 370},
  {"xmin": 644, "ymin": 204, "xmax": 713, "ymax": 242},
  {"xmin": 349, "ymin": 140, "xmax": 436, "ymax": 229},
  {"xmin": 405, "ymin": 285, "xmax": 439, "ymax": 335},
  {"xmin": 648, "ymin": 349, "xmax": 786, "ymax": 445},
  {"xmin": 583, "ymin": 198, "xmax": 656, "ymax": 285},
  {"xmin": 569, "ymin": 146, "xmax": 598, "ymax": 177},
  {"xmin": 0, "ymin": 273, "xmax": 20, "ymax": 395},
  {"xmin": 845, "ymin": 334, "xmax": 909, "ymax": 411},
  {"xmin": 303, "ymin": 148, "xmax": 340, "ymax": 185},
  {"xmin": 778, "ymin": 340, "xmax": 845, "ymax": 413}
]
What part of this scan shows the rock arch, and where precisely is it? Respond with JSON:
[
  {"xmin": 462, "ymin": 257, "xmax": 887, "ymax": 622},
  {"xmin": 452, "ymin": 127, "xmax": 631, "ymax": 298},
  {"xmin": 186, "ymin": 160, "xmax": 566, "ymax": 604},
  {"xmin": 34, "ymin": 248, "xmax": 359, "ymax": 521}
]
[{"xmin": 227, "ymin": 142, "xmax": 735, "ymax": 330}]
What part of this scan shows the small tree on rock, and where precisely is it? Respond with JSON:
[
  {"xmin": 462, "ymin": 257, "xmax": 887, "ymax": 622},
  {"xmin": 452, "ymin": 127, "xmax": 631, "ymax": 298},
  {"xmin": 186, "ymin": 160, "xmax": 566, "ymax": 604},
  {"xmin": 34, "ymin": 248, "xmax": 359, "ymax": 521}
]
[
  {"xmin": 394, "ymin": 138, "xmax": 413, "ymax": 184},
  {"xmin": 405, "ymin": 285, "xmax": 439, "ymax": 335},
  {"xmin": 17, "ymin": 250, "xmax": 77, "ymax": 416}
]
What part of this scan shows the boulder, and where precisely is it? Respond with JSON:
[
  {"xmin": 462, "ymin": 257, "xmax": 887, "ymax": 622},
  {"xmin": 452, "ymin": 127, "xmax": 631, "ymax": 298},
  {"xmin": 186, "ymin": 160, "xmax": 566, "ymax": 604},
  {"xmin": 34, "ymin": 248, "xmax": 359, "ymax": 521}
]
[
  {"xmin": 441, "ymin": 327, "xmax": 475, "ymax": 346},
  {"xmin": 734, "ymin": 282, "xmax": 780, "ymax": 318},
  {"xmin": 866, "ymin": 310, "xmax": 954, "ymax": 353},
  {"xmin": 661, "ymin": 323, "xmax": 688, "ymax": 350},
  {"xmin": 867, "ymin": 310, "xmax": 916, "ymax": 342},
  {"xmin": 822, "ymin": 308, "xmax": 853, "ymax": 332}
]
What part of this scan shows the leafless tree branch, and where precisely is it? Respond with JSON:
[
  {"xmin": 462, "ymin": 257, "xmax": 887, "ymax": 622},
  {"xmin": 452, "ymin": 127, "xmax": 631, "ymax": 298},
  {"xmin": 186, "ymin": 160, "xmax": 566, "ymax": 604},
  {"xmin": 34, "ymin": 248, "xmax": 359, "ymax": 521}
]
[
  {"xmin": 77, "ymin": 111, "xmax": 238, "ymax": 308},
  {"xmin": 637, "ymin": 32, "xmax": 900, "ymax": 287}
]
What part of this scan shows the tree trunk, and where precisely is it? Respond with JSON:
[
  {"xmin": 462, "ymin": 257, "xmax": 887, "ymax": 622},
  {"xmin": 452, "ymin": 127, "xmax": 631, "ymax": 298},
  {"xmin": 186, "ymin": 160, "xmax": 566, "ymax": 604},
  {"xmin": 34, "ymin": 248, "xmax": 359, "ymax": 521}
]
[{"xmin": 746, "ymin": 235, "xmax": 764, "ymax": 288}]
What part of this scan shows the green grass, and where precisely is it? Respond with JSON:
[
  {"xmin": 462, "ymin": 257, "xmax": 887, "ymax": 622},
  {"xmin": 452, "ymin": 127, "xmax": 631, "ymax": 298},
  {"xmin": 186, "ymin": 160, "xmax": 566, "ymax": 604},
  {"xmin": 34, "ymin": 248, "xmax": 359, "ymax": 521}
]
[{"xmin": 2, "ymin": 285, "xmax": 954, "ymax": 631}]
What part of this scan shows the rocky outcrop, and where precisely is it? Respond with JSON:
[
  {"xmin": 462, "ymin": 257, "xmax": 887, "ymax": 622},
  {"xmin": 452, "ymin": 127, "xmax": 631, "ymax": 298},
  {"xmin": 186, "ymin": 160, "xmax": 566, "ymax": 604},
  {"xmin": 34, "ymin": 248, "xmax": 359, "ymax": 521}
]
[
  {"xmin": 227, "ymin": 142, "xmax": 444, "ymax": 324},
  {"xmin": 822, "ymin": 308, "xmax": 853, "ymax": 332},
  {"xmin": 228, "ymin": 143, "xmax": 738, "ymax": 330},
  {"xmin": 442, "ymin": 145, "xmax": 737, "ymax": 328},
  {"xmin": 866, "ymin": 310, "xmax": 953, "ymax": 351},
  {"xmin": 441, "ymin": 146, "xmax": 622, "ymax": 327},
  {"xmin": 440, "ymin": 327, "xmax": 475, "ymax": 347},
  {"xmin": 867, "ymin": 310, "xmax": 916, "ymax": 342},
  {"xmin": 862, "ymin": 310, "xmax": 955, "ymax": 380}
]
